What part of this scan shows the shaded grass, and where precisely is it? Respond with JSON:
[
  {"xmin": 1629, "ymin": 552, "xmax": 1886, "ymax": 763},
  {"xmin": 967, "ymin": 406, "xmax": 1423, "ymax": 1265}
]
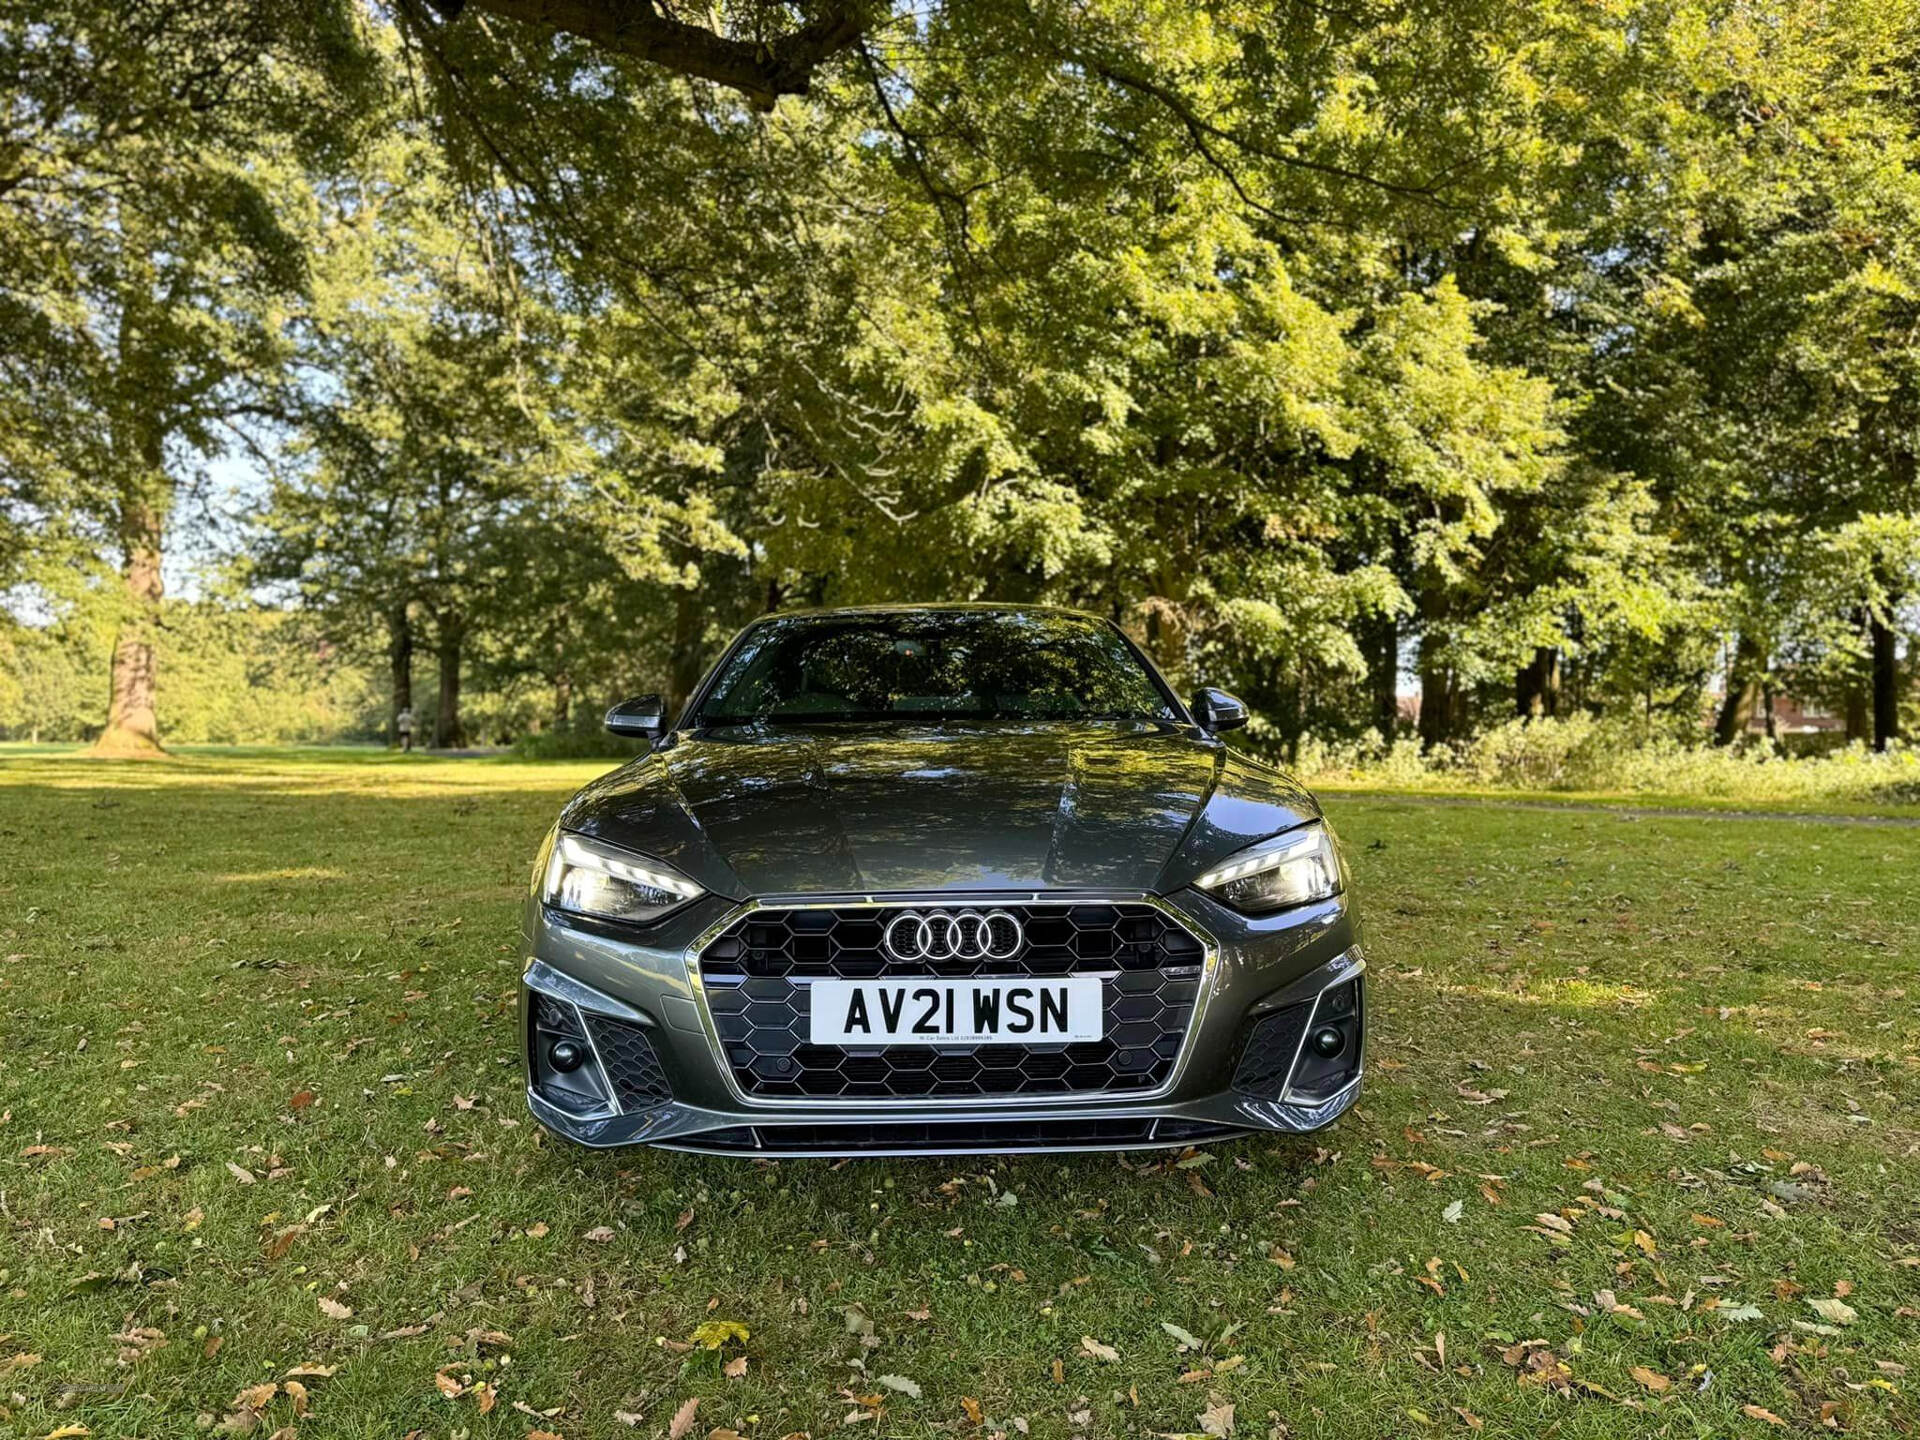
[{"xmin": 1, "ymin": 751, "xmax": 1916, "ymax": 1439}]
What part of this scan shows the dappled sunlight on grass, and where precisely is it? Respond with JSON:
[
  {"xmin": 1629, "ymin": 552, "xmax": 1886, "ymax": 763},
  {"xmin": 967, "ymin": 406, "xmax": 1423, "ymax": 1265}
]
[{"xmin": 0, "ymin": 756, "xmax": 1914, "ymax": 1438}]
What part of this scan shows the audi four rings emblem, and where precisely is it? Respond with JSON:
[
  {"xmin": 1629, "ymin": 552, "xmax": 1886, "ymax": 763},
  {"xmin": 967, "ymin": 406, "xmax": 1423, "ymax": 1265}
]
[{"xmin": 883, "ymin": 908, "xmax": 1024, "ymax": 962}]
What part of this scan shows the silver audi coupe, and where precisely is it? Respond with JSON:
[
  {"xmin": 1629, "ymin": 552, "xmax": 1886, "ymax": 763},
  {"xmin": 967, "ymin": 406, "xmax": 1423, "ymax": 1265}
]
[{"xmin": 521, "ymin": 604, "xmax": 1364, "ymax": 1156}]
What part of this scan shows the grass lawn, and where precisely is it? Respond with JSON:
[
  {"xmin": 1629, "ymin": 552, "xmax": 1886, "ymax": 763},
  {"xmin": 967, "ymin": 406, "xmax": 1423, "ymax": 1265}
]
[{"xmin": 2, "ymin": 749, "xmax": 1916, "ymax": 1440}]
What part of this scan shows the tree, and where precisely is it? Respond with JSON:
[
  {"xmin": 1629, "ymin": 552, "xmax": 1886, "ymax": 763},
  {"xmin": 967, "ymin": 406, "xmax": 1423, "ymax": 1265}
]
[{"xmin": 0, "ymin": 0, "xmax": 374, "ymax": 752}]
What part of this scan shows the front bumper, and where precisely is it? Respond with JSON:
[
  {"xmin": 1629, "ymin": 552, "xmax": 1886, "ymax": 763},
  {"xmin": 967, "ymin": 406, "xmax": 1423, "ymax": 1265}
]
[{"xmin": 521, "ymin": 886, "xmax": 1364, "ymax": 1156}]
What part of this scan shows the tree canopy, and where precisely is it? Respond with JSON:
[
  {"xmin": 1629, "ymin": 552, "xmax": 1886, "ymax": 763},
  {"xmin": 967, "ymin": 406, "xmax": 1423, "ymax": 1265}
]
[{"xmin": 3, "ymin": 0, "xmax": 1917, "ymax": 752}]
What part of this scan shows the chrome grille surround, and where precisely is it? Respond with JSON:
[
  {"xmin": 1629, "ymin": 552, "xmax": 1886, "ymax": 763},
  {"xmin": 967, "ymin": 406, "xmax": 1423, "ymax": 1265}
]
[{"xmin": 686, "ymin": 894, "xmax": 1218, "ymax": 1108}]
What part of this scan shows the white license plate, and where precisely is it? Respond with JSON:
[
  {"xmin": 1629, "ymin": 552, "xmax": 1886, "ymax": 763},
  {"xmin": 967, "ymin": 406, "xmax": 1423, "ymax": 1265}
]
[{"xmin": 809, "ymin": 977, "xmax": 1104, "ymax": 1045}]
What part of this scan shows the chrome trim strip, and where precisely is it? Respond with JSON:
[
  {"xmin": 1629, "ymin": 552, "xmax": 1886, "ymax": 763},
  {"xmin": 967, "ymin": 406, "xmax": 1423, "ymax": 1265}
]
[
  {"xmin": 1279, "ymin": 954, "xmax": 1365, "ymax": 1106},
  {"xmin": 523, "ymin": 959, "xmax": 631, "ymax": 1119},
  {"xmin": 681, "ymin": 894, "xmax": 1221, "ymax": 1111},
  {"xmin": 524, "ymin": 958, "xmax": 648, "ymax": 1023}
]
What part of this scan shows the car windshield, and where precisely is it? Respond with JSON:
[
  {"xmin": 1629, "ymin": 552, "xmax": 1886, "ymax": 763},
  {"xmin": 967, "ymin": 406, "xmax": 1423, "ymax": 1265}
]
[{"xmin": 695, "ymin": 611, "xmax": 1179, "ymax": 726}]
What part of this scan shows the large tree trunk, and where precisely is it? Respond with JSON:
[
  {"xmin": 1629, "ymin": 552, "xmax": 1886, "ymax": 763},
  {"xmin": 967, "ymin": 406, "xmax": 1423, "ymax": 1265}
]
[
  {"xmin": 1713, "ymin": 632, "xmax": 1766, "ymax": 745},
  {"xmin": 387, "ymin": 602, "xmax": 413, "ymax": 747},
  {"xmin": 551, "ymin": 671, "xmax": 573, "ymax": 731},
  {"xmin": 1367, "ymin": 614, "xmax": 1399, "ymax": 738},
  {"xmin": 1416, "ymin": 640, "xmax": 1459, "ymax": 749},
  {"xmin": 434, "ymin": 611, "xmax": 466, "ymax": 749},
  {"xmin": 1415, "ymin": 584, "xmax": 1459, "ymax": 750},
  {"xmin": 667, "ymin": 588, "xmax": 708, "ymax": 721},
  {"xmin": 1870, "ymin": 608, "xmax": 1900, "ymax": 752},
  {"xmin": 1516, "ymin": 646, "xmax": 1562, "ymax": 719},
  {"xmin": 95, "ymin": 473, "xmax": 166, "ymax": 755}
]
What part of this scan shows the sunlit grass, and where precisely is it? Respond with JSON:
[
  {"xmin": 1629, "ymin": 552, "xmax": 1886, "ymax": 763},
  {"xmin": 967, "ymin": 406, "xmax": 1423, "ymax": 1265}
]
[{"xmin": 0, "ymin": 750, "xmax": 1915, "ymax": 1439}]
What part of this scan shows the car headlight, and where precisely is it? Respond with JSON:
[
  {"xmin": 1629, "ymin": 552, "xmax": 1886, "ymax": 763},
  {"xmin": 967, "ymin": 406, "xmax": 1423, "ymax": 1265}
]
[
  {"xmin": 1194, "ymin": 822, "xmax": 1344, "ymax": 914},
  {"xmin": 539, "ymin": 831, "xmax": 704, "ymax": 925}
]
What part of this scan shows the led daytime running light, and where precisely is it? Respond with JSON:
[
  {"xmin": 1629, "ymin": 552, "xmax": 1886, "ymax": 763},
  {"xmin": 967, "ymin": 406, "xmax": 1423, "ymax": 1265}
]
[
  {"xmin": 1194, "ymin": 829, "xmax": 1323, "ymax": 890},
  {"xmin": 549, "ymin": 833, "xmax": 703, "ymax": 899}
]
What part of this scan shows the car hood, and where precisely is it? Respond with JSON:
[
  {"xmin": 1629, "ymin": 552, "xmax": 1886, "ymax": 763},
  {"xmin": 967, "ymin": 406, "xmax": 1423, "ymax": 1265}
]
[{"xmin": 561, "ymin": 721, "xmax": 1319, "ymax": 900}]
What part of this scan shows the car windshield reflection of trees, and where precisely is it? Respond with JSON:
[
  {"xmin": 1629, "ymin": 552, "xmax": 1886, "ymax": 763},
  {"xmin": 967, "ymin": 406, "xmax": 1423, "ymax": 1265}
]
[{"xmin": 698, "ymin": 613, "xmax": 1177, "ymax": 726}]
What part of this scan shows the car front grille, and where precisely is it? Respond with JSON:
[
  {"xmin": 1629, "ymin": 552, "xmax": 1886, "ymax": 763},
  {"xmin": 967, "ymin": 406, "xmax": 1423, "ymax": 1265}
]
[{"xmin": 697, "ymin": 901, "xmax": 1206, "ymax": 1100}]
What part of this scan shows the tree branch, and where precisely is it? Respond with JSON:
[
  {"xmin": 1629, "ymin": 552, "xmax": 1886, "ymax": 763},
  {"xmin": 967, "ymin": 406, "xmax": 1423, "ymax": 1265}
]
[{"xmin": 422, "ymin": 0, "xmax": 875, "ymax": 109}]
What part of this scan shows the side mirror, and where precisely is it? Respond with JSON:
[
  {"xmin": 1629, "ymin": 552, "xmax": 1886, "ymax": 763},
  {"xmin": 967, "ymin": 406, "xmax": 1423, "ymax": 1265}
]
[
  {"xmin": 605, "ymin": 694, "xmax": 668, "ymax": 740},
  {"xmin": 1191, "ymin": 686, "xmax": 1249, "ymax": 733}
]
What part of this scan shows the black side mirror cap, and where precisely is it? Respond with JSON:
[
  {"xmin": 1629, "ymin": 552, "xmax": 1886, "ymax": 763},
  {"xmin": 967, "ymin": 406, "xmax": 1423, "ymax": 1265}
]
[
  {"xmin": 1192, "ymin": 686, "xmax": 1249, "ymax": 733},
  {"xmin": 605, "ymin": 694, "xmax": 668, "ymax": 739}
]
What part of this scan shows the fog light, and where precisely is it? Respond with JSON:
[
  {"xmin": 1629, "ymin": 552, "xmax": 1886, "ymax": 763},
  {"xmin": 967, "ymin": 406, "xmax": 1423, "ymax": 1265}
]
[
  {"xmin": 549, "ymin": 1039, "xmax": 587, "ymax": 1072},
  {"xmin": 1310, "ymin": 1026, "xmax": 1345, "ymax": 1059}
]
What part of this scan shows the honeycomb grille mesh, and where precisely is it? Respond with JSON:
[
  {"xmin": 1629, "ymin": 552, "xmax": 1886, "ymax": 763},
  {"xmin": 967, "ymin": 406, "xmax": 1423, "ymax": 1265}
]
[
  {"xmin": 583, "ymin": 1015, "xmax": 672, "ymax": 1109},
  {"xmin": 699, "ymin": 903, "xmax": 1205, "ymax": 1100},
  {"xmin": 1231, "ymin": 1002, "xmax": 1312, "ymax": 1098}
]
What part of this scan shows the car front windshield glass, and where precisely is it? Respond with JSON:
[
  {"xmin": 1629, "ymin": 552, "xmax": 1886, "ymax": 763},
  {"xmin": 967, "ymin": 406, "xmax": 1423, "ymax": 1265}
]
[{"xmin": 695, "ymin": 612, "xmax": 1178, "ymax": 725}]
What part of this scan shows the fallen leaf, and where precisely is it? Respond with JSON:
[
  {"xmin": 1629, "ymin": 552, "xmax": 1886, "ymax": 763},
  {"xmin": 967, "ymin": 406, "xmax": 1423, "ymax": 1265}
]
[
  {"xmin": 878, "ymin": 1374, "xmax": 922, "ymax": 1399},
  {"xmin": 227, "ymin": 1162, "xmax": 256, "ymax": 1185},
  {"xmin": 960, "ymin": 1396, "xmax": 983, "ymax": 1426},
  {"xmin": 1742, "ymin": 1404, "xmax": 1787, "ymax": 1426},
  {"xmin": 317, "ymin": 1297, "xmax": 353, "ymax": 1320},
  {"xmin": 668, "ymin": 1398, "xmax": 700, "ymax": 1440},
  {"xmin": 583, "ymin": 1226, "xmax": 616, "ymax": 1243},
  {"xmin": 1081, "ymin": 1336, "xmax": 1119, "ymax": 1363},
  {"xmin": 1630, "ymin": 1366, "xmax": 1672, "ymax": 1394},
  {"xmin": 689, "ymin": 1320, "xmax": 749, "ymax": 1349},
  {"xmin": 1199, "ymin": 1396, "xmax": 1234, "ymax": 1437},
  {"xmin": 723, "ymin": 1355, "xmax": 746, "ymax": 1379},
  {"xmin": 1161, "ymin": 1322, "xmax": 1203, "ymax": 1350},
  {"xmin": 1807, "ymin": 1297, "xmax": 1857, "ymax": 1326}
]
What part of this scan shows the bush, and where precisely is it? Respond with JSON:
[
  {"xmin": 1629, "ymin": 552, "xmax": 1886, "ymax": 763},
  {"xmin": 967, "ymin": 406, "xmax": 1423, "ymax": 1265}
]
[
  {"xmin": 1289, "ymin": 715, "xmax": 1920, "ymax": 807},
  {"xmin": 511, "ymin": 724, "xmax": 649, "ymax": 760}
]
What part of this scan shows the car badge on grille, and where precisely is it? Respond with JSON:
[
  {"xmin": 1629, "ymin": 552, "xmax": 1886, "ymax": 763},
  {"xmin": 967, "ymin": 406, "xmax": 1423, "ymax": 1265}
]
[{"xmin": 882, "ymin": 908, "xmax": 1024, "ymax": 962}]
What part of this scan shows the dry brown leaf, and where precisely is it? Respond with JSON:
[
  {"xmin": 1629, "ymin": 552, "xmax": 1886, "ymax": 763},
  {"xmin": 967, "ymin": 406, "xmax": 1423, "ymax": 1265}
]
[
  {"xmin": 1630, "ymin": 1366, "xmax": 1672, "ymax": 1394},
  {"xmin": 583, "ymin": 1226, "xmax": 616, "ymax": 1243},
  {"xmin": 1080, "ymin": 1336, "xmax": 1119, "ymax": 1363},
  {"xmin": 1199, "ymin": 1396, "xmax": 1235, "ymax": 1437},
  {"xmin": 723, "ymin": 1355, "xmax": 747, "ymax": 1379},
  {"xmin": 668, "ymin": 1397, "xmax": 701, "ymax": 1440},
  {"xmin": 226, "ymin": 1161, "xmax": 256, "ymax": 1185},
  {"xmin": 317, "ymin": 1297, "xmax": 353, "ymax": 1320},
  {"xmin": 1741, "ymin": 1405, "xmax": 1787, "ymax": 1426},
  {"xmin": 232, "ymin": 1383, "xmax": 278, "ymax": 1411},
  {"xmin": 960, "ymin": 1397, "xmax": 983, "ymax": 1426}
]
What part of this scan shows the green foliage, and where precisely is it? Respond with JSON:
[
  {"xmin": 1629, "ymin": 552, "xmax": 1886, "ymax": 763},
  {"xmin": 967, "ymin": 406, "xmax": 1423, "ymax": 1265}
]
[
  {"xmin": 1295, "ymin": 714, "xmax": 1920, "ymax": 808},
  {"xmin": 0, "ymin": 588, "xmax": 382, "ymax": 745},
  {"xmin": 8, "ymin": 0, "xmax": 1920, "ymax": 749}
]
